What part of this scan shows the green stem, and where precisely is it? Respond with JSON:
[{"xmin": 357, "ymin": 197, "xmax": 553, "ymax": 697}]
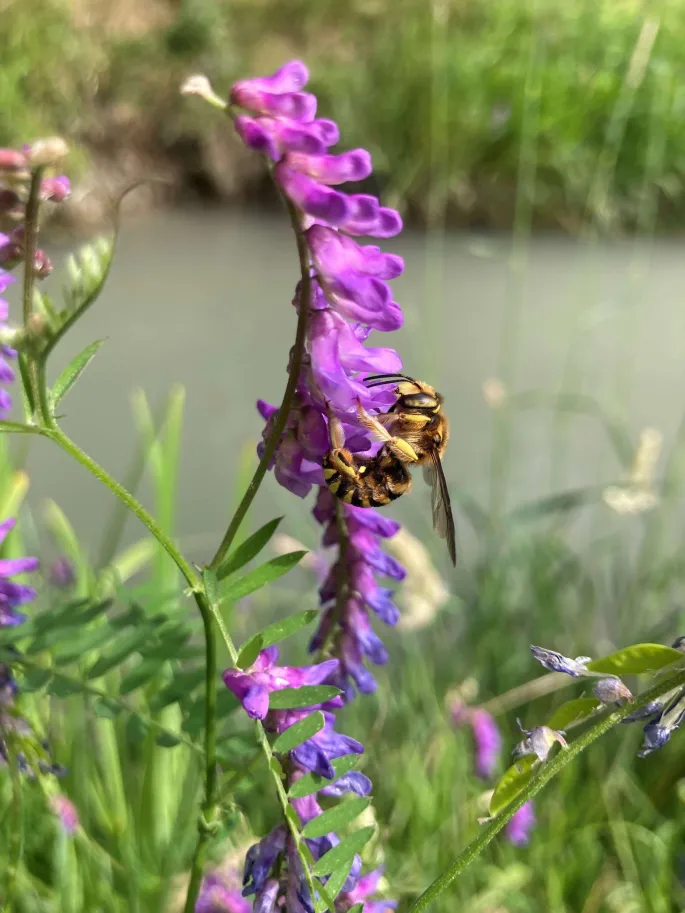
[
  {"xmin": 2, "ymin": 745, "xmax": 22, "ymax": 913},
  {"xmin": 182, "ymin": 592, "xmax": 218, "ymax": 913},
  {"xmin": 43, "ymin": 424, "xmax": 199, "ymax": 588},
  {"xmin": 407, "ymin": 666, "xmax": 685, "ymax": 913},
  {"xmin": 22, "ymin": 170, "xmax": 43, "ymax": 327},
  {"xmin": 208, "ymin": 198, "xmax": 311, "ymax": 571}
]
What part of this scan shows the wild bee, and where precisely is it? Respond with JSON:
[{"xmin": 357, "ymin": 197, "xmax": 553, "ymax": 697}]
[{"xmin": 322, "ymin": 374, "xmax": 456, "ymax": 566}]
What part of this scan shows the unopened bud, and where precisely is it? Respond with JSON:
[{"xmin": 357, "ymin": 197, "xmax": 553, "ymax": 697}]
[
  {"xmin": 621, "ymin": 700, "xmax": 663, "ymax": 724},
  {"xmin": 28, "ymin": 137, "xmax": 69, "ymax": 168},
  {"xmin": 180, "ymin": 74, "xmax": 227, "ymax": 110},
  {"xmin": 0, "ymin": 149, "xmax": 28, "ymax": 172},
  {"xmin": 638, "ymin": 722, "xmax": 671, "ymax": 758},
  {"xmin": 593, "ymin": 677, "xmax": 633, "ymax": 705},
  {"xmin": 530, "ymin": 645, "xmax": 590, "ymax": 678},
  {"xmin": 40, "ymin": 176, "xmax": 70, "ymax": 203},
  {"xmin": 513, "ymin": 720, "xmax": 567, "ymax": 763},
  {"xmin": 33, "ymin": 250, "xmax": 53, "ymax": 279}
]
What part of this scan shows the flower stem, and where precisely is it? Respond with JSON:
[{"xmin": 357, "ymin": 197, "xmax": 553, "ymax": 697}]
[
  {"xmin": 43, "ymin": 424, "xmax": 199, "ymax": 588},
  {"xmin": 208, "ymin": 198, "xmax": 310, "ymax": 572},
  {"xmin": 21, "ymin": 170, "xmax": 42, "ymax": 327},
  {"xmin": 407, "ymin": 665, "xmax": 685, "ymax": 913}
]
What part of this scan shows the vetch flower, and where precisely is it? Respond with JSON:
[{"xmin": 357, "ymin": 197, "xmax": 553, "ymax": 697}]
[
  {"xmin": 513, "ymin": 721, "xmax": 567, "ymax": 763},
  {"xmin": 451, "ymin": 702, "xmax": 502, "ymax": 779},
  {"xmin": 505, "ymin": 801, "xmax": 536, "ymax": 846},
  {"xmin": 50, "ymin": 794, "xmax": 79, "ymax": 835},
  {"xmin": 530, "ymin": 645, "xmax": 592, "ymax": 678},
  {"xmin": 0, "ymin": 517, "xmax": 38, "ymax": 627},
  {"xmin": 48, "ymin": 556, "xmax": 75, "ymax": 589},
  {"xmin": 337, "ymin": 867, "xmax": 397, "ymax": 913},
  {"xmin": 593, "ymin": 677, "xmax": 633, "ymax": 705},
  {"xmin": 637, "ymin": 692, "xmax": 685, "ymax": 758},
  {"xmin": 222, "ymin": 646, "xmax": 341, "ymax": 720}
]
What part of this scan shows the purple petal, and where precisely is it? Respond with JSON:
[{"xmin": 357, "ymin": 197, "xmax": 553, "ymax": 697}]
[
  {"xmin": 0, "ymin": 518, "xmax": 16, "ymax": 546},
  {"xmin": 232, "ymin": 61, "xmax": 309, "ymax": 96},
  {"xmin": 0, "ymin": 557, "xmax": 39, "ymax": 577},
  {"xmin": 243, "ymin": 684, "xmax": 270, "ymax": 719},
  {"xmin": 275, "ymin": 164, "xmax": 349, "ymax": 224},
  {"xmin": 319, "ymin": 770, "xmax": 373, "ymax": 797},
  {"xmin": 285, "ymin": 149, "xmax": 372, "ymax": 185}
]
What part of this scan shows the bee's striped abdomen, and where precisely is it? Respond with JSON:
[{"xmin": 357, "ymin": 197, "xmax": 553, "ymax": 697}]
[{"xmin": 323, "ymin": 449, "xmax": 411, "ymax": 509}]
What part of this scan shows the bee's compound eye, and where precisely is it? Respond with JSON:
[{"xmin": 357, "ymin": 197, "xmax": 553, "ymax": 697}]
[{"xmin": 401, "ymin": 392, "xmax": 438, "ymax": 410}]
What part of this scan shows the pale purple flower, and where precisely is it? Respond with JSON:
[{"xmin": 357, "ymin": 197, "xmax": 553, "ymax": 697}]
[
  {"xmin": 0, "ymin": 518, "xmax": 38, "ymax": 627},
  {"xmin": 222, "ymin": 646, "xmax": 341, "ymax": 720},
  {"xmin": 451, "ymin": 703, "xmax": 502, "ymax": 779},
  {"xmin": 198, "ymin": 872, "xmax": 251, "ymax": 912},
  {"xmin": 530, "ymin": 645, "xmax": 591, "ymax": 678},
  {"xmin": 505, "ymin": 801, "xmax": 536, "ymax": 846},
  {"xmin": 337, "ymin": 867, "xmax": 397, "ymax": 913},
  {"xmin": 50, "ymin": 794, "xmax": 79, "ymax": 835}
]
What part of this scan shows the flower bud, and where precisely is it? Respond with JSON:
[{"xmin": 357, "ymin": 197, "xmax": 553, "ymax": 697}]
[
  {"xmin": 530, "ymin": 645, "xmax": 590, "ymax": 678},
  {"xmin": 621, "ymin": 700, "xmax": 663, "ymax": 724},
  {"xmin": 27, "ymin": 137, "xmax": 69, "ymax": 168},
  {"xmin": 0, "ymin": 149, "xmax": 27, "ymax": 172},
  {"xmin": 40, "ymin": 176, "xmax": 70, "ymax": 203},
  {"xmin": 638, "ymin": 722, "xmax": 670, "ymax": 758},
  {"xmin": 671, "ymin": 636, "xmax": 685, "ymax": 653},
  {"xmin": 33, "ymin": 249, "xmax": 52, "ymax": 279},
  {"xmin": 593, "ymin": 677, "xmax": 633, "ymax": 705},
  {"xmin": 513, "ymin": 721, "xmax": 567, "ymax": 763},
  {"xmin": 180, "ymin": 74, "xmax": 227, "ymax": 110}
]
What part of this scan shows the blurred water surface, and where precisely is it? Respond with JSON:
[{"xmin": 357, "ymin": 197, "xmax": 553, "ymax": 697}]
[{"xmin": 14, "ymin": 207, "xmax": 685, "ymax": 563}]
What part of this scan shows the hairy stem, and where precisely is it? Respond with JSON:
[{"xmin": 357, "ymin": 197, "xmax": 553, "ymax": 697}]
[
  {"xmin": 43, "ymin": 425, "xmax": 199, "ymax": 588},
  {"xmin": 407, "ymin": 666, "xmax": 685, "ymax": 913},
  {"xmin": 21, "ymin": 170, "xmax": 42, "ymax": 327},
  {"xmin": 208, "ymin": 198, "xmax": 310, "ymax": 571}
]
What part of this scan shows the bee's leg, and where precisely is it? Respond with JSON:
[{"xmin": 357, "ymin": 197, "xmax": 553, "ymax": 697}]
[
  {"xmin": 355, "ymin": 401, "xmax": 419, "ymax": 463},
  {"xmin": 325, "ymin": 408, "xmax": 359, "ymax": 480}
]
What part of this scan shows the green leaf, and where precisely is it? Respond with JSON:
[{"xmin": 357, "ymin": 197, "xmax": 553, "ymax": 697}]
[
  {"xmin": 156, "ymin": 732, "xmax": 181, "ymax": 748},
  {"xmin": 545, "ymin": 697, "xmax": 601, "ymax": 731},
  {"xmin": 269, "ymin": 686, "xmax": 342, "ymax": 710},
  {"xmin": 586, "ymin": 644, "xmax": 684, "ymax": 676},
  {"xmin": 93, "ymin": 698, "xmax": 122, "ymax": 719},
  {"xmin": 489, "ymin": 756, "xmax": 537, "ymax": 817},
  {"xmin": 285, "ymin": 805, "xmax": 301, "ymax": 831},
  {"xmin": 238, "ymin": 610, "xmax": 318, "ymax": 664},
  {"xmin": 220, "ymin": 551, "xmax": 308, "ymax": 603},
  {"xmin": 119, "ymin": 658, "xmax": 163, "ymax": 695},
  {"xmin": 348, "ymin": 905, "xmax": 364, "ymax": 913},
  {"xmin": 217, "ymin": 517, "xmax": 284, "ymax": 580},
  {"xmin": 273, "ymin": 711, "xmax": 325, "ymax": 754},
  {"xmin": 84, "ymin": 624, "xmax": 155, "ymax": 679},
  {"xmin": 0, "ymin": 420, "xmax": 41, "ymax": 435},
  {"xmin": 301, "ymin": 797, "xmax": 370, "ymax": 839},
  {"xmin": 47, "ymin": 677, "xmax": 83, "ymax": 698},
  {"xmin": 270, "ymin": 757, "xmax": 284, "ymax": 778},
  {"xmin": 202, "ymin": 568, "xmax": 219, "ymax": 606},
  {"xmin": 51, "ymin": 339, "xmax": 106, "ymax": 407},
  {"xmin": 288, "ymin": 756, "xmax": 360, "ymax": 798},
  {"xmin": 320, "ymin": 864, "xmax": 353, "ymax": 904},
  {"xmin": 237, "ymin": 634, "xmax": 264, "ymax": 670},
  {"xmin": 312, "ymin": 826, "xmax": 374, "ymax": 877},
  {"xmin": 150, "ymin": 668, "xmax": 206, "ymax": 711},
  {"xmin": 51, "ymin": 624, "xmax": 117, "ymax": 664},
  {"xmin": 21, "ymin": 668, "xmax": 53, "ymax": 691}
]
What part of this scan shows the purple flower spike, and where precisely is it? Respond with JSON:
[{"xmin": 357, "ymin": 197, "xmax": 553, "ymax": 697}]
[
  {"xmin": 275, "ymin": 164, "xmax": 350, "ymax": 225},
  {"xmin": 505, "ymin": 801, "xmax": 536, "ymax": 846},
  {"xmin": 242, "ymin": 827, "xmax": 287, "ymax": 897},
  {"xmin": 286, "ymin": 149, "xmax": 372, "ymax": 185},
  {"xmin": 471, "ymin": 709, "xmax": 502, "ymax": 779},
  {"xmin": 223, "ymin": 648, "xmax": 341, "ymax": 720}
]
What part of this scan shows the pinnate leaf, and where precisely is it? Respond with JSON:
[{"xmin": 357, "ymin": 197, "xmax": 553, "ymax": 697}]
[
  {"xmin": 237, "ymin": 634, "xmax": 264, "ymax": 670},
  {"xmin": 489, "ymin": 756, "xmax": 537, "ymax": 817},
  {"xmin": 269, "ymin": 685, "xmax": 341, "ymax": 710},
  {"xmin": 301, "ymin": 797, "xmax": 370, "ymax": 839},
  {"xmin": 216, "ymin": 517, "xmax": 284, "ymax": 580},
  {"xmin": 51, "ymin": 339, "xmax": 106, "ymax": 407},
  {"xmin": 272, "ymin": 711, "xmax": 325, "ymax": 754},
  {"xmin": 288, "ymin": 755, "xmax": 360, "ymax": 798},
  {"xmin": 312, "ymin": 826, "xmax": 374, "ymax": 876},
  {"xmin": 545, "ymin": 697, "xmax": 600, "ymax": 731},
  {"xmin": 238, "ymin": 610, "xmax": 318, "ymax": 663},
  {"xmin": 220, "ymin": 551, "xmax": 307, "ymax": 603},
  {"xmin": 586, "ymin": 644, "xmax": 684, "ymax": 675}
]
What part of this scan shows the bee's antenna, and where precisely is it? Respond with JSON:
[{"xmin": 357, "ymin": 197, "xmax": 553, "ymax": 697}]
[{"xmin": 363, "ymin": 373, "xmax": 420, "ymax": 389}]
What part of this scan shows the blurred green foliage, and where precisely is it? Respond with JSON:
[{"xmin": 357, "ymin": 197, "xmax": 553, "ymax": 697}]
[{"xmin": 6, "ymin": 0, "xmax": 685, "ymax": 228}]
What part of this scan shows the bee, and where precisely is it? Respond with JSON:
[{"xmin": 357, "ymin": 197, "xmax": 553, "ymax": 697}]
[{"xmin": 322, "ymin": 374, "xmax": 456, "ymax": 566}]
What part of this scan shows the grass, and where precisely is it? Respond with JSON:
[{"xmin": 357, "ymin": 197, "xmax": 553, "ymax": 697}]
[{"xmin": 7, "ymin": 0, "xmax": 685, "ymax": 229}]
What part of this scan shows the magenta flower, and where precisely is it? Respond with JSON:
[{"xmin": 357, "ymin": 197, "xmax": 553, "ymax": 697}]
[
  {"xmin": 50, "ymin": 794, "xmax": 79, "ymax": 835},
  {"xmin": 0, "ymin": 518, "xmax": 39, "ymax": 627},
  {"xmin": 451, "ymin": 703, "xmax": 502, "ymax": 779},
  {"xmin": 197, "ymin": 871, "xmax": 251, "ymax": 912},
  {"xmin": 337, "ymin": 867, "xmax": 397, "ymax": 913},
  {"xmin": 505, "ymin": 801, "xmax": 536, "ymax": 846},
  {"xmin": 222, "ymin": 646, "xmax": 341, "ymax": 720}
]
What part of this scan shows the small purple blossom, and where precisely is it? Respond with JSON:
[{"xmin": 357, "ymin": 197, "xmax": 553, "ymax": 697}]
[
  {"xmin": 505, "ymin": 801, "xmax": 536, "ymax": 846},
  {"xmin": 337, "ymin": 867, "xmax": 397, "ymax": 913},
  {"xmin": 451, "ymin": 702, "xmax": 502, "ymax": 779},
  {"xmin": 50, "ymin": 794, "xmax": 79, "ymax": 835},
  {"xmin": 48, "ymin": 556, "xmax": 75, "ymax": 589},
  {"xmin": 198, "ymin": 871, "xmax": 251, "ymax": 912},
  {"xmin": 222, "ymin": 647, "xmax": 341, "ymax": 720}
]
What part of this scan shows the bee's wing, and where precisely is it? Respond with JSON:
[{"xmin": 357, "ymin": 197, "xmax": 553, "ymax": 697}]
[{"xmin": 423, "ymin": 449, "xmax": 456, "ymax": 566}]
